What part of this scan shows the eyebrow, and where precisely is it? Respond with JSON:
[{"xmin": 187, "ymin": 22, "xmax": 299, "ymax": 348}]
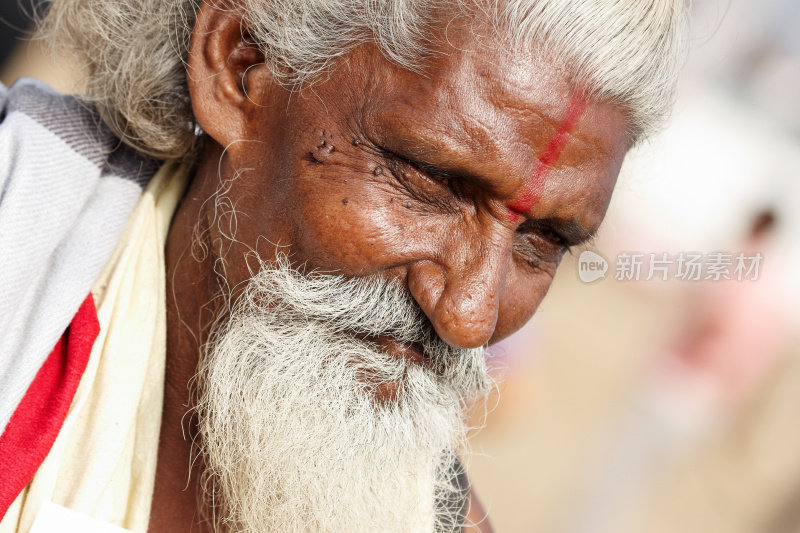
[
  {"xmin": 380, "ymin": 145, "xmax": 598, "ymax": 247},
  {"xmin": 519, "ymin": 217, "xmax": 597, "ymax": 248}
]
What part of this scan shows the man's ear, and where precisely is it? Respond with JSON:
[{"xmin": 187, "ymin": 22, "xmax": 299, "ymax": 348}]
[{"xmin": 187, "ymin": 1, "xmax": 271, "ymax": 150}]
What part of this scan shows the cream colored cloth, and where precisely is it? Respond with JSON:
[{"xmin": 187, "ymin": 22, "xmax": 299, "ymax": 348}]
[{"xmin": 0, "ymin": 160, "xmax": 191, "ymax": 533}]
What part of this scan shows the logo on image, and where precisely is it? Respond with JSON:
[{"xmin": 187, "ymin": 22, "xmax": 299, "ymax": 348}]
[{"xmin": 578, "ymin": 250, "xmax": 608, "ymax": 283}]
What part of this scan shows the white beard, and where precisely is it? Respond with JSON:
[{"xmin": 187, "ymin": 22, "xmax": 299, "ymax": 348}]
[{"xmin": 194, "ymin": 257, "xmax": 491, "ymax": 533}]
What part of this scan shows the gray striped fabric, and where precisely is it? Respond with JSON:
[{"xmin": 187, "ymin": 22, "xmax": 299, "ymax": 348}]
[{"xmin": 0, "ymin": 78, "xmax": 159, "ymax": 436}]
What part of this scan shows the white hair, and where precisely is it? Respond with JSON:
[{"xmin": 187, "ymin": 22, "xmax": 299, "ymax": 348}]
[
  {"xmin": 194, "ymin": 256, "xmax": 490, "ymax": 531},
  {"xmin": 42, "ymin": 0, "xmax": 688, "ymax": 159}
]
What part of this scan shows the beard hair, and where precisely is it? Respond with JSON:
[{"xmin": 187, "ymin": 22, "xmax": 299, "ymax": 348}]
[{"xmin": 193, "ymin": 256, "xmax": 491, "ymax": 533}]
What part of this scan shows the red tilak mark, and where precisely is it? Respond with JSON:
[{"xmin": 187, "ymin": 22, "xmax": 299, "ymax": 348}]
[{"xmin": 506, "ymin": 97, "xmax": 587, "ymax": 221}]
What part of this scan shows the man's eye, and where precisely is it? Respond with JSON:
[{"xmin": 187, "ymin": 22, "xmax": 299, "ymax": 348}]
[
  {"xmin": 514, "ymin": 229, "xmax": 568, "ymax": 269},
  {"xmin": 379, "ymin": 151, "xmax": 463, "ymax": 212},
  {"xmin": 535, "ymin": 227, "xmax": 568, "ymax": 249},
  {"xmin": 376, "ymin": 147, "xmax": 450, "ymax": 188},
  {"xmin": 412, "ymin": 162, "xmax": 453, "ymax": 188},
  {"xmin": 402, "ymin": 164, "xmax": 450, "ymax": 191},
  {"xmin": 390, "ymin": 157, "xmax": 452, "ymax": 190}
]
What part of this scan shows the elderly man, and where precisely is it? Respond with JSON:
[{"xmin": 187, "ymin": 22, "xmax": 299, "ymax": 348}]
[{"xmin": 0, "ymin": 0, "xmax": 686, "ymax": 531}]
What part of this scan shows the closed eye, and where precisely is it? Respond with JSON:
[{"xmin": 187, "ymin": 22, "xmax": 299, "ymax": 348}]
[{"xmin": 380, "ymin": 147, "xmax": 457, "ymax": 188}]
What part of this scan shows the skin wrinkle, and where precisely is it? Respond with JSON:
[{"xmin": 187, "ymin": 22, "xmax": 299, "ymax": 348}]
[
  {"xmin": 153, "ymin": 7, "xmax": 632, "ymax": 532},
  {"xmin": 284, "ymin": 42, "xmax": 616, "ymax": 340},
  {"xmin": 373, "ymin": 118, "xmax": 524, "ymax": 205},
  {"xmin": 506, "ymin": 96, "xmax": 588, "ymax": 222}
]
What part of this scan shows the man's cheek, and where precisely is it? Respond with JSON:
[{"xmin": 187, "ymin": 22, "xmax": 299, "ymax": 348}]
[{"xmin": 289, "ymin": 176, "xmax": 443, "ymax": 274}]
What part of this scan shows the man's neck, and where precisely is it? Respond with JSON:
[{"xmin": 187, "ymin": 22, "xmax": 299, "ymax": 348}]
[{"xmin": 149, "ymin": 146, "xmax": 223, "ymax": 533}]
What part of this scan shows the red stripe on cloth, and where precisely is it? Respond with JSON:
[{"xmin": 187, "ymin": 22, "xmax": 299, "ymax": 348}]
[{"xmin": 0, "ymin": 294, "xmax": 100, "ymax": 520}]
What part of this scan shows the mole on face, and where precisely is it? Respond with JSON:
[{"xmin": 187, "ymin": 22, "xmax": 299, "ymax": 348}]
[
  {"xmin": 309, "ymin": 129, "xmax": 336, "ymax": 164},
  {"xmin": 506, "ymin": 96, "xmax": 587, "ymax": 221}
]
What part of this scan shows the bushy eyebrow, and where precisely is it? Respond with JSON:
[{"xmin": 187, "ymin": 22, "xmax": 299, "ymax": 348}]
[
  {"xmin": 519, "ymin": 217, "xmax": 596, "ymax": 247},
  {"xmin": 379, "ymin": 145, "xmax": 597, "ymax": 247}
]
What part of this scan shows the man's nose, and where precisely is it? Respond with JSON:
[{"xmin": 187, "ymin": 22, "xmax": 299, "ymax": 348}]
[{"xmin": 406, "ymin": 235, "xmax": 510, "ymax": 349}]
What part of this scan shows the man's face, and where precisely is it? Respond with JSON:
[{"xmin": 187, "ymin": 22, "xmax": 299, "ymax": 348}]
[
  {"xmin": 197, "ymin": 33, "xmax": 630, "ymax": 353},
  {"xmin": 182, "ymin": 13, "xmax": 632, "ymax": 532}
]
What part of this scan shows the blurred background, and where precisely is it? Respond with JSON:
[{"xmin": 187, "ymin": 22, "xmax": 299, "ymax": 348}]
[
  {"xmin": 2, "ymin": 1, "xmax": 799, "ymax": 532},
  {"xmin": 468, "ymin": 2, "xmax": 800, "ymax": 532},
  {"xmin": 0, "ymin": 0, "xmax": 77, "ymax": 93}
]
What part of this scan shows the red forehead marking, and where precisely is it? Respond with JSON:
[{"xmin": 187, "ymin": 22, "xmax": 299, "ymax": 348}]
[{"xmin": 506, "ymin": 96, "xmax": 587, "ymax": 221}]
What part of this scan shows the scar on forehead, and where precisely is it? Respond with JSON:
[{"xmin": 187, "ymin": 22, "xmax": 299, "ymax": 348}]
[{"xmin": 506, "ymin": 96, "xmax": 587, "ymax": 221}]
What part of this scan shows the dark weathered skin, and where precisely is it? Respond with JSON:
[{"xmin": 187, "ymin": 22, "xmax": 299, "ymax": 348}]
[{"xmin": 150, "ymin": 3, "xmax": 630, "ymax": 532}]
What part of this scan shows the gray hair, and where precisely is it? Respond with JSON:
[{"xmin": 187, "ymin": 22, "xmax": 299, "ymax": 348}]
[{"xmin": 41, "ymin": 0, "xmax": 688, "ymax": 159}]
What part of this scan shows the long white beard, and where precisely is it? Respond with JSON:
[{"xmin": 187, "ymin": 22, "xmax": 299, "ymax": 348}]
[{"xmin": 194, "ymin": 257, "xmax": 490, "ymax": 533}]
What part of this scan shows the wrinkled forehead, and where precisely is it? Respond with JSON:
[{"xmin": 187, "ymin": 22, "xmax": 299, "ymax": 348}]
[{"xmin": 358, "ymin": 35, "xmax": 631, "ymax": 182}]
